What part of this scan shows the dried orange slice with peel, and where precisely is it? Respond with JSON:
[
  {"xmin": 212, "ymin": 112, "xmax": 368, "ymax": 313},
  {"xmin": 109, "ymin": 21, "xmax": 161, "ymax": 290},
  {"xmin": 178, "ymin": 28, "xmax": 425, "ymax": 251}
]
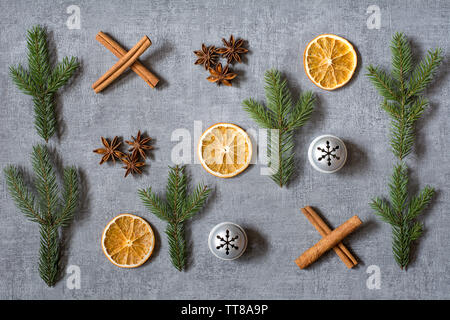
[
  {"xmin": 303, "ymin": 34, "xmax": 357, "ymax": 90},
  {"xmin": 198, "ymin": 123, "xmax": 252, "ymax": 178},
  {"xmin": 101, "ymin": 213, "xmax": 155, "ymax": 268}
]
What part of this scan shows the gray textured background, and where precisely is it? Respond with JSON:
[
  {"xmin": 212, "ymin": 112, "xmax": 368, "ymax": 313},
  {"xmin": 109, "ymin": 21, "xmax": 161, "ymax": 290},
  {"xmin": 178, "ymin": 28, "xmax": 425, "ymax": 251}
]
[{"xmin": 0, "ymin": 0, "xmax": 449, "ymax": 300}]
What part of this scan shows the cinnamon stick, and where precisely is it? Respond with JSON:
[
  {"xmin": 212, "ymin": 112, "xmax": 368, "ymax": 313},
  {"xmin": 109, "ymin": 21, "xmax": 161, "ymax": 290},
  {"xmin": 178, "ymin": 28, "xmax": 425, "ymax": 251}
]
[
  {"xmin": 301, "ymin": 207, "xmax": 357, "ymax": 268},
  {"xmin": 96, "ymin": 32, "xmax": 159, "ymax": 88},
  {"xmin": 92, "ymin": 35, "xmax": 151, "ymax": 93},
  {"xmin": 295, "ymin": 215, "xmax": 362, "ymax": 269}
]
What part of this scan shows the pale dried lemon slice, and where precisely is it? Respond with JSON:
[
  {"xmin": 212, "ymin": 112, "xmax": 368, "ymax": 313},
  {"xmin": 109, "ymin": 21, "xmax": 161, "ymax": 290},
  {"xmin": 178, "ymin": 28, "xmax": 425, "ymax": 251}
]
[
  {"xmin": 303, "ymin": 34, "xmax": 357, "ymax": 90},
  {"xmin": 198, "ymin": 123, "xmax": 252, "ymax": 178},
  {"xmin": 101, "ymin": 213, "xmax": 155, "ymax": 268}
]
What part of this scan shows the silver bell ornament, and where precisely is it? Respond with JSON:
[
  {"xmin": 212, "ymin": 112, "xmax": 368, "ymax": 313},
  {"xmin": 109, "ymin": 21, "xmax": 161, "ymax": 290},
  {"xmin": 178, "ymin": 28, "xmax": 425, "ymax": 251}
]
[
  {"xmin": 208, "ymin": 222, "xmax": 247, "ymax": 260},
  {"xmin": 308, "ymin": 134, "xmax": 347, "ymax": 173}
]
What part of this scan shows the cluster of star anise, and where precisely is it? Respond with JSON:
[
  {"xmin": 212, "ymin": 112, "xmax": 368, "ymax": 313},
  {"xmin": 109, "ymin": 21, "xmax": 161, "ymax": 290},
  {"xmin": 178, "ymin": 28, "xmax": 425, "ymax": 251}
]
[
  {"xmin": 193, "ymin": 35, "xmax": 248, "ymax": 86},
  {"xmin": 93, "ymin": 131, "xmax": 153, "ymax": 177}
]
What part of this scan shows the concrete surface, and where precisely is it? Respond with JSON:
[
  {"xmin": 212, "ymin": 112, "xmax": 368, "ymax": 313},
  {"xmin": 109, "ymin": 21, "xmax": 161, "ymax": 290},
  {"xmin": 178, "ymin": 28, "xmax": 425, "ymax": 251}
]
[{"xmin": 0, "ymin": 0, "xmax": 449, "ymax": 299}]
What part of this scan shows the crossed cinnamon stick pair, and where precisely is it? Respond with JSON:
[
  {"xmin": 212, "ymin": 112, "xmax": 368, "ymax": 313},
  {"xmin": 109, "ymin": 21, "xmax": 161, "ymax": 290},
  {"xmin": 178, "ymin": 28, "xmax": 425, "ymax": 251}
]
[
  {"xmin": 295, "ymin": 206, "xmax": 362, "ymax": 269},
  {"xmin": 92, "ymin": 31, "xmax": 159, "ymax": 93}
]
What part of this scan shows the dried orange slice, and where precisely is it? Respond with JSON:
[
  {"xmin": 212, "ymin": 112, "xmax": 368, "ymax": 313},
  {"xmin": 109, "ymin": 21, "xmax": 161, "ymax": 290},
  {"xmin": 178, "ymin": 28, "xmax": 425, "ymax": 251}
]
[
  {"xmin": 303, "ymin": 34, "xmax": 357, "ymax": 90},
  {"xmin": 101, "ymin": 213, "xmax": 155, "ymax": 268},
  {"xmin": 198, "ymin": 123, "xmax": 252, "ymax": 178}
]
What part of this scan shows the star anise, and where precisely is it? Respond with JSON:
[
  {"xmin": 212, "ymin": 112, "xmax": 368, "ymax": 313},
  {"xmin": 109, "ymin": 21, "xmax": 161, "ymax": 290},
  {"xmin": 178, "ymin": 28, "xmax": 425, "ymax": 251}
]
[
  {"xmin": 216, "ymin": 35, "xmax": 248, "ymax": 64},
  {"xmin": 125, "ymin": 130, "xmax": 153, "ymax": 159},
  {"xmin": 93, "ymin": 136, "xmax": 124, "ymax": 164},
  {"xmin": 207, "ymin": 63, "xmax": 237, "ymax": 86},
  {"xmin": 121, "ymin": 153, "xmax": 145, "ymax": 177},
  {"xmin": 194, "ymin": 44, "xmax": 218, "ymax": 70}
]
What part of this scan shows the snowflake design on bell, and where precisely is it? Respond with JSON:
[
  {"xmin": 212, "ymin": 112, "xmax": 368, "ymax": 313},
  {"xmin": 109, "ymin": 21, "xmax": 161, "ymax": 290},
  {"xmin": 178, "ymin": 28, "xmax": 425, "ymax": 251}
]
[
  {"xmin": 317, "ymin": 140, "xmax": 340, "ymax": 166},
  {"xmin": 216, "ymin": 229, "xmax": 239, "ymax": 255}
]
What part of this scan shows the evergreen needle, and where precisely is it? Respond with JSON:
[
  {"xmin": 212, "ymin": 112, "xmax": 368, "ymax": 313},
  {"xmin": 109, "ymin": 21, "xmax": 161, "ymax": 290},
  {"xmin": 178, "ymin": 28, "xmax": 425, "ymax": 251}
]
[
  {"xmin": 10, "ymin": 25, "xmax": 79, "ymax": 142},
  {"xmin": 138, "ymin": 165, "xmax": 210, "ymax": 271},
  {"xmin": 242, "ymin": 69, "xmax": 315, "ymax": 187},
  {"xmin": 367, "ymin": 32, "xmax": 442, "ymax": 269},
  {"xmin": 4, "ymin": 144, "xmax": 80, "ymax": 286}
]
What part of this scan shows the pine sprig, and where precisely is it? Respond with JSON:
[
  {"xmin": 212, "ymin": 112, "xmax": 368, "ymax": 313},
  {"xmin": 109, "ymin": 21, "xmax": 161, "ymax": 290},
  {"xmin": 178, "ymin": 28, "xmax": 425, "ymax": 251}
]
[
  {"xmin": 166, "ymin": 222, "xmax": 186, "ymax": 271},
  {"xmin": 166, "ymin": 165, "xmax": 187, "ymax": 217},
  {"xmin": 27, "ymin": 26, "xmax": 51, "ymax": 87},
  {"xmin": 3, "ymin": 144, "xmax": 80, "ymax": 286},
  {"xmin": 32, "ymin": 144, "xmax": 60, "ymax": 223},
  {"xmin": 288, "ymin": 91, "xmax": 315, "ymax": 130},
  {"xmin": 138, "ymin": 188, "xmax": 171, "ymax": 221},
  {"xmin": 181, "ymin": 183, "xmax": 210, "ymax": 221},
  {"xmin": 4, "ymin": 166, "xmax": 43, "ymax": 224},
  {"xmin": 138, "ymin": 165, "xmax": 211, "ymax": 271},
  {"xmin": 390, "ymin": 32, "xmax": 413, "ymax": 88},
  {"xmin": 9, "ymin": 65, "xmax": 36, "ymax": 96},
  {"xmin": 10, "ymin": 25, "xmax": 79, "ymax": 142},
  {"xmin": 47, "ymin": 57, "xmax": 79, "ymax": 93},
  {"xmin": 408, "ymin": 48, "xmax": 443, "ymax": 98},
  {"xmin": 268, "ymin": 129, "xmax": 295, "ymax": 187},
  {"xmin": 369, "ymin": 163, "xmax": 434, "ymax": 269},
  {"xmin": 366, "ymin": 66, "xmax": 399, "ymax": 102},
  {"xmin": 38, "ymin": 224, "xmax": 59, "ymax": 286},
  {"xmin": 367, "ymin": 32, "xmax": 443, "ymax": 160},
  {"xmin": 54, "ymin": 167, "xmax": 79, "ymax": 227},
  {"xmin": 367, "ymin": 33, "xmax": 442, "ymax": 269},
  {"xmin": 243, "ymin": 69, "xmax": 315, "ymax": 187},
  {"xmin": 242, "ymin": 99, "xmax": 274, "ymax": 128}
]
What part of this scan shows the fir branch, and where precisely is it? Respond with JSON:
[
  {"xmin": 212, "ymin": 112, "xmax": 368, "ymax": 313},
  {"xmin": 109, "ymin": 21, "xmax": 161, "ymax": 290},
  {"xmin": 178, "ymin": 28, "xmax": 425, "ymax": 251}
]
[
  {"xmin": 138, "ymin": 165, "xmax": 210, "ymax": 271},
  {"xmin": 409, "ymin": 221, "xmax": 424, "ymax": 241},
  {"xmin": 27, "ymin": 25, "xmax": 51, "ymax": 87},
  {"xmin": 391, "ymin": 32, "xmax": 413, "ymax": 90},
  {"xmin": 47, "ymin": 57, "xmax": 79, "ymax": 93},
  {"xmin": 10, "ymin": 25, "xmax": 79, "ymax": 142},
  {"xmin": 38, "ymin": 224, "xmax": 59, "ymax": 286},
  {"xmin": 389, "ymin": 117, "xmax": 414, "ymax": 160},
  {"xmin": 366, "ymin": 65, "xmax": 399, "ymax": 102},
  {"xmin": 367, "ymin": 33, "xmax": 442, "ymax": 160},
  {"xmin": 388, "ymin": 163, "xmax": 409, "ymax": 215},
  {"xmin": 269, "ymin": 130, "xmax": 295, "ymax": 187},
  {"xmin": 181, "ymin": 184, "xmax": 211, "ymax": 221},
  {"xmin": 242, "ymin": 69, "xmax": 315, "ymax": 187},
  {"xmin": 369, "ymin": 164, "xmax": 434, "ymax": 269},
  {"xmin": 166, "ymin": 165, "xmax": 187, "ymax": 217},
  {"xmin": 381, "ymin": 99, "xmax": 400, "ymax": 118},
  {"xmin": 264, "ymin": 70, "xmax": 292, "ymax": 124},
  {"xmin": 407, "ymin": 97, "xmax": 428, "ymax": 123},
  {"xmin": 288, "ymin": 91, "xmax": 315, "ymax": 131},
  {"xmin": 3, "ymin": 166, "xmax": 44, "ymax": 224},
  {"xmin": 367, "ymin": 33, "xmax": 442, "ymax": 269},
  {"xmin": 3, "ymin": 145, "xmax": 80, "ymax": 286},
  {"xmin": 392, "ymin": 223, "xmax": 410, "ymax": 268},
  {"xmin": 370, "ymin": 197, "xmax": 397, "ymax": 225},
  {"xmin": 138, "ymin": 188, "xmax": 171, "ymax": 222},
  {"xmin": 166, "ymin": 222, "xmax": 186, "ymax": 272},
  {"xmin": 54, "ymin": 167, "xmax": 79, "ymax": 227},
  {"xmin": 242, "ymin": 98, "xmax": 274, "ymax": 128},
  {"xmin": 32, "ymin": 144, "xmax": 60, "ymax": 223},
  {"xmin": 408, "ymin": 48, "xmax": 443, "ymax": 98},
  {"xmin": 366, "ymin": 32, "xmax": 442, "ymax": 270},
  {"xmin": 406, "ymin": 186, "xmax": 435, "ymax": 221},
  {"xmin": 9, "ymin": 65, "xmax": 37, "ymax": 96}
]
